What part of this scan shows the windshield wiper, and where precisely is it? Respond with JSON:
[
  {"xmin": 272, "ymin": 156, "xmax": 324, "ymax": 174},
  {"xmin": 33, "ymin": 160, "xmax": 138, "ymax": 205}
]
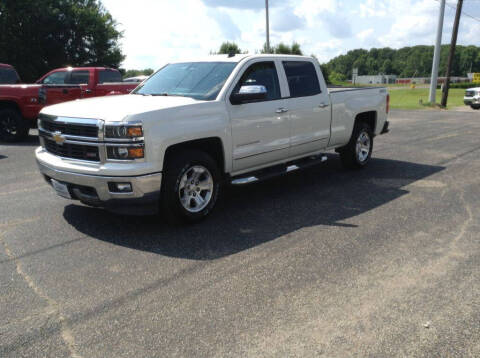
[{"xmin": 151, "ymin": 93, "xmax": 170, "ymax": 96}]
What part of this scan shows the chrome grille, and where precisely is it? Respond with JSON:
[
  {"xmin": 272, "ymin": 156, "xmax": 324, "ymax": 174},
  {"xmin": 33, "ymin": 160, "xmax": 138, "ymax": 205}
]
[
  {"xmin": 40, "ymin": 119, "xmax": 98, "ymax": 138},
  {"xmin": 44, "ymin": 139, "xmax": 100, "ymax": 162}
]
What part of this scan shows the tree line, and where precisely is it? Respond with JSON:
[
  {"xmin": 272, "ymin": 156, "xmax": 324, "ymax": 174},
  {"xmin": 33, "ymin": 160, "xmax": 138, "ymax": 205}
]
[
  {"xmin": 1, "ymin": 0, "xmax": 479, "ymax": 83},
  {"xmin": 325, "ymin": 45, "xmax": 480, "ymax": 80}
]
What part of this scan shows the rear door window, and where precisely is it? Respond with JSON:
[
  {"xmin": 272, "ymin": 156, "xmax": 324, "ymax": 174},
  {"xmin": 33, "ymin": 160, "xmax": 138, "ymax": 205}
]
[
  {"xmin": 98, "ymin": 70, "xmax": 122, "ymax": 83},
  {"xmin": 68, "ymin": 70, "xmax": 90, "ymax": 84},
  {"xmin": 282, "ymin": 61, "xmax": 321, "ymax": 98}
]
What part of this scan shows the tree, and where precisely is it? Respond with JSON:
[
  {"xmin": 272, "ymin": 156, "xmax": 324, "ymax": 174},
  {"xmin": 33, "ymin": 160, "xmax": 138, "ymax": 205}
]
[
  {"xmin": 260, "ymin": 42, "xmax": 303, "ymax": 55},
  {"xmin": 217, "ymin": 42, "xmax": 242, "ymax": 55},
  {"xmin": 0, "ymin": 0, "xmax": 124, "ymax": 82},
  {"xmin": 122, "ymin": 68, "xmax": 154, "ymax": 78}
]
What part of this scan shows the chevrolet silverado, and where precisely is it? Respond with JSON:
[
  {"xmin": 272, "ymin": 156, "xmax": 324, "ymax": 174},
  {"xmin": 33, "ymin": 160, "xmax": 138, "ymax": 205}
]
[{"xmin": 35, "ymin": 54, "xmax": 390, "ymax": 223}]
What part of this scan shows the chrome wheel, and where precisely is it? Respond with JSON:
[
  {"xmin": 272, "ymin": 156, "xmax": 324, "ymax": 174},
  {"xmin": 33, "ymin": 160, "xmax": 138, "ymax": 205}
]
[
  {"xmin": 178, "ymin": 165, "xmax": 214, "ymax": 213},
  {"xmin": 356, "ymin": 131, "xmax": 371, "ymax": 163}
]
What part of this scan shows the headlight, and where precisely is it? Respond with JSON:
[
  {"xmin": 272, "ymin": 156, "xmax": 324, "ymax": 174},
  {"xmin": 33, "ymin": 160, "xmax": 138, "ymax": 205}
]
[
  {"xmin": 105, "ymin": 124, "xmax": 143, "ymax": 139},
  {"xmin": 106, "ymin": 145, "xmax": 144, "ymax": 160}
]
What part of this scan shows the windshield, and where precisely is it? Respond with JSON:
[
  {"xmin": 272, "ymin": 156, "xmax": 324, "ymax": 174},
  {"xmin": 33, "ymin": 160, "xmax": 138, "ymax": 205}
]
[
  {"xmin": 0, "ymin": 67, "xmax": 20, "ymax": 84},
  {"xmin": 133, "ymin": 62, "xmax": 237, "ymax": 100}
]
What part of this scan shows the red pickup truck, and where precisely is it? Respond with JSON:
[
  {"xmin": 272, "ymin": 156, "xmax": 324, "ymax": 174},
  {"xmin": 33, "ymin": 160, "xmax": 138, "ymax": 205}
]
[{"xmin": 0, "ymin": 67, "xmax": 138, "ymax": 142}]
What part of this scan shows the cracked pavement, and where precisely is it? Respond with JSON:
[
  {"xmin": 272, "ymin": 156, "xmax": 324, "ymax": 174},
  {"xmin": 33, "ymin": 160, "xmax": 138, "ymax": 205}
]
[{"xmin": 0, "ymin": 109, "xmax": 479, "ymax": 357}]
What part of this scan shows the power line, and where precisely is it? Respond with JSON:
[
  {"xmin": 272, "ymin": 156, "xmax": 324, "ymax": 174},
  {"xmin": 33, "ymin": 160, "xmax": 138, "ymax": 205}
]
[{"xmin": 434, "ymin": 0, "xmax": 480, "ymax": 23}]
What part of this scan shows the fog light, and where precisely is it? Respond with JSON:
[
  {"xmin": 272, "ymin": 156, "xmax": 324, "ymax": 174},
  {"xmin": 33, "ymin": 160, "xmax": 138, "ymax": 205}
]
[{"xmin": 108, "ymin": 182, "xmax": 132, "ymax": 193}]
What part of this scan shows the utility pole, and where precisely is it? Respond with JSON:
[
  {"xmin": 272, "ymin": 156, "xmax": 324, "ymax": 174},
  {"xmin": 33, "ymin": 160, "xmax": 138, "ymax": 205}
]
[
  {"xmin": 265, "ymin": 0, "xmax": 270, "ymax": 53},
  {"xmin": 429, "ymin": 0, "xmax": 446, "ymax": 104},
  {"xmin": 441, "ymin": 0, "xmax": 463, "ymax": 107}
]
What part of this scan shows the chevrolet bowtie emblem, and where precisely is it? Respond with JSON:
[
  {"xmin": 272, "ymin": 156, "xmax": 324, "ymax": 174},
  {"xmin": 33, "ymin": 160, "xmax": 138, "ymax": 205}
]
[{"xmin": 52, "ymin": 131, "xmax": 66, "ymax": 145}]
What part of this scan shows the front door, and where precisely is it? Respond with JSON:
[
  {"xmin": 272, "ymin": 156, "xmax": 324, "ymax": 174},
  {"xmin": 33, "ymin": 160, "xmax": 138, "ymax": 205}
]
[{"xmin": 227, "ymin": 60, "xmax": 290, "ymax": 173}]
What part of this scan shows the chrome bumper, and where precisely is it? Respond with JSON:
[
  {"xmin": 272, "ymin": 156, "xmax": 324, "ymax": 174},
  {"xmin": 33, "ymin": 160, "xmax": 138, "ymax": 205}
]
[{"xmin": 37, "ymin": 160, "xmax": 162, "ymax": 214}]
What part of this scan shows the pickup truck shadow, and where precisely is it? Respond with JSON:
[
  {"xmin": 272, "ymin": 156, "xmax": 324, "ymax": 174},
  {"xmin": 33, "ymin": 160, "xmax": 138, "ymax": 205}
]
[{"xmin": 63, "ymin": 156, "xmax": 444, "ymax": 260}]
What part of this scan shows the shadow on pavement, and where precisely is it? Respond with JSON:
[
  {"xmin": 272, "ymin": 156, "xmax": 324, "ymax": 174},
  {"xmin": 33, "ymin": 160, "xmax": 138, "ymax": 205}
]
[
  {"xmin": 63, "ymin": 155, "xmax": 444, "ymax": 260},
  {"xmin": 0, "ymin": 133, "xmax": 39, "ymax": 147},
  {"xmin": 0, "ymin": 155, "xmax": 6, "ymax": 160}
]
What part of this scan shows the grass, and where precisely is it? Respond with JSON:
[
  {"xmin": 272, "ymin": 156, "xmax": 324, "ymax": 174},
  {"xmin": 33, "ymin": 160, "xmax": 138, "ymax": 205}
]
[{"xmin": 389, "ymin": 88, "xmax": 465, "ymax": 110}]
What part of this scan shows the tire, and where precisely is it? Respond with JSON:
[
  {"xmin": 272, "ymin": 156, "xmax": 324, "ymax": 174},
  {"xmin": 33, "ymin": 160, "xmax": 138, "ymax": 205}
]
[
  {"xmin": 0, "ymin": 108, "xmax": 29, "ymax": 142},
  {"xmin": 160, "ymin": 150, "xmax": 222, "ymax": 224},
  {"xmin": 338, "ymin": 121, "xmax": 374, "ymax": 169},
  {"xmin": 470, "ymin": 105, "xmax": 480, "ymax": 110}
]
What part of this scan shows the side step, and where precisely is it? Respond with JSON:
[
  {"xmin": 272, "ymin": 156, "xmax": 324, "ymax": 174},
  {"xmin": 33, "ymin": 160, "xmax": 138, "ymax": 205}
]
[{"xmin": 231, "ymin": 155, "xmax": 327, "ymax": 185}]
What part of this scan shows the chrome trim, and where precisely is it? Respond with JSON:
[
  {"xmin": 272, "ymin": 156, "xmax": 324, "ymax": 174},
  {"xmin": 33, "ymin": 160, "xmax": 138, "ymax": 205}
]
[
  {"xmin": 39, "ymin": 128, "xmax": 100, "ymax": 143},
  {"xmin": 43, "ymin": 136, "xmax": 101, "ymax": 147},
  {"xmin": 105, "ymin": 142, "xmax": 145, "ymax": 148},
  {"xmin": 39, "ymin": 114, "xmax": 100, "ymax": 126},
  {"xmin": 231, "ymin": 176, "xmax": 258, "ymax": 185}
]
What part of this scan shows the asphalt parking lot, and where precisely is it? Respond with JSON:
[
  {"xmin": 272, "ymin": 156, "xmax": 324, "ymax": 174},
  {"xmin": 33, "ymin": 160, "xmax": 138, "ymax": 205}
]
[{"xmin": 1, "ymin": 109, "xmax": 479, "ymax": 357}]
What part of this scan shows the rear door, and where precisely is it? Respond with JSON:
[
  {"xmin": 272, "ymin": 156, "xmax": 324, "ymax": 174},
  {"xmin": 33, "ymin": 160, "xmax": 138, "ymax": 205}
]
[
  {"xmin": 227, "ymin": 60, "xmax": 290, "ymax": 173},
  {"xmin": 280, "ymin": 60, "xmax": 331, "ymax": 157},
  {"xmin": 95, "ymin": 69, "xmax": 124, "ymax": 96},
  {"xmin": 69, "ymin": 70, "xmax": 94, "ymax": 99}
]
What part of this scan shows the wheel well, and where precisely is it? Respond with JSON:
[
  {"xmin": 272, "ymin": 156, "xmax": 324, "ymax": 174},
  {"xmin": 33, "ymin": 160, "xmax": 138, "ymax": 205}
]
[
  {"xmin": 0, "ymin": 101, "xmax": 21, "ymax": 113},
  {"xmin": 355, "ymin": 111, "xmax": 377, "ymax": 134},
  {"xmin": 164, "ymin": 137, "xmax": 225, "ymax": 173}
]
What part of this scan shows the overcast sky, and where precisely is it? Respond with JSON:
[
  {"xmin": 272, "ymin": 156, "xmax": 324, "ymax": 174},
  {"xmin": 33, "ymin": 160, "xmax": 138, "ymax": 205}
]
[{"xmin": 101, "ymin": 0, "xmax": 480, "ymax": 69}]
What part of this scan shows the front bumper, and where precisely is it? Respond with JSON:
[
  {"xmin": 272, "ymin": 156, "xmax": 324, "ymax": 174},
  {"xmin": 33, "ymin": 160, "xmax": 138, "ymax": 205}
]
[
  {"xmin": 37, "ymin": 159, "xmax": 162, "ymax": 215},
  {"xmin": 464, "ymin": 97, "xmax": 479, "ymax": 105}
]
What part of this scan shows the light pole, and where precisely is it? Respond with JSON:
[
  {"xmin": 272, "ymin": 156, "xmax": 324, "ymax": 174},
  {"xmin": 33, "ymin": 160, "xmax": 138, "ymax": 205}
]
[
  {"xmin": 265, "ymin": 0, "xmax": 270, "ymax": 52},
  {"xmin": 429, "ymin": 0, "xmax": 446, "ymax": 104}
]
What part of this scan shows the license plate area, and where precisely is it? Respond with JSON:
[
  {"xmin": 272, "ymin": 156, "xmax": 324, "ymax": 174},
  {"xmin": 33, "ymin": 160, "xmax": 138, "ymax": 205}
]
[{"xmin": 51, "ymin": 179, "xmax": 72, "ymax": 199}]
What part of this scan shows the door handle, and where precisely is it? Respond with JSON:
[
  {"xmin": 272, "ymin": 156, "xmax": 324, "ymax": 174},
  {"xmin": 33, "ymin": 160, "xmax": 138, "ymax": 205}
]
[
  {"xmin": 275, "ymin": 107, "xmax": 288, "ymax": 113},
  {"xmin": 318, "ymin": 103, "xmax": 329, "ymax": 108},
  {"xmin": 85, "ymin": 89, "xmax": 92, "ymax": 94}
]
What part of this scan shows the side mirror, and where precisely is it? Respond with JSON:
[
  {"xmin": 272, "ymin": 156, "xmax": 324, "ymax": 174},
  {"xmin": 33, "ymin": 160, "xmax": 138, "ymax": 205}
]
[{"xmin": 230, "ymin": 85, "xmax": 267, "ymax": 105}]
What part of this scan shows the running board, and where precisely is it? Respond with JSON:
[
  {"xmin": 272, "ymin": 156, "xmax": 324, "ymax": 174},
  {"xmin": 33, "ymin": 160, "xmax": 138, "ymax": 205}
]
[{"xmin": 231, "ymin": 155, "xmax": 327, "ymax": 185}]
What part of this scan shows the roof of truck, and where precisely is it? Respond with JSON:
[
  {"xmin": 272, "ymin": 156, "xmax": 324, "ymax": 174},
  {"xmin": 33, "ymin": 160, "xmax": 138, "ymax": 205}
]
[
  {"xmin": 0, "ymin": 63, "xmax": 14, "ymax": 69},
  {"xmin": 169, "ymin": 54, "xmax": 315, "ymax": 63}
]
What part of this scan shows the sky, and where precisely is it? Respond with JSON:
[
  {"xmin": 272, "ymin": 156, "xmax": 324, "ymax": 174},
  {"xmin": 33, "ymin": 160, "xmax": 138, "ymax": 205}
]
[{"xmin": 101, "ymin": 0, "xmax": 480, "ymax": 70}]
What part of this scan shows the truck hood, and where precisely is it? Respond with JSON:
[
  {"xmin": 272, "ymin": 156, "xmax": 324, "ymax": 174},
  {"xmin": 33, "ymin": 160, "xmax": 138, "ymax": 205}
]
[{"xmin": 40, "ymin": 94, "xmax": 205, "ymax": 122}]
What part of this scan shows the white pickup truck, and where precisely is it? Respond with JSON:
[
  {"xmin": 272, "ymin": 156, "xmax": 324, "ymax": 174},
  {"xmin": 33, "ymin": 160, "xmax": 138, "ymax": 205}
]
[{"xmin": 35, "ymin": 54, "xmax": 390, "ymax": 223}]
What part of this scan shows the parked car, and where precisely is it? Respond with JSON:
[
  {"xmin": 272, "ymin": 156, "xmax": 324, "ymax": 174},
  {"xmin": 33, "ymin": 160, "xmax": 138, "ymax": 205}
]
[
  {"xmin": 123, "ymin": 75, "xmax": 149, "ymax": 83},
  {"xmin": 0, "ymin": 67, "xmax": 138, "ymax": 141},
  {"xmin": 464, "ymin": 87, "xmax": 480, "ymax": 109},
  {"xmin": 0, "ymin": 64, "xmax": 20, "ymax": 84},
  {"xmin": 36, "ymin": 54, "xmax": 390, "ymax": 223}
]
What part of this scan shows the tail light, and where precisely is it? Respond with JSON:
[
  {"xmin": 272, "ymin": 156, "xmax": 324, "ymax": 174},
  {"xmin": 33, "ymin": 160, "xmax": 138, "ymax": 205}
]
[{"xmin": 386, "ymin": 94, "xmax": 390, "ymax": 114}]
